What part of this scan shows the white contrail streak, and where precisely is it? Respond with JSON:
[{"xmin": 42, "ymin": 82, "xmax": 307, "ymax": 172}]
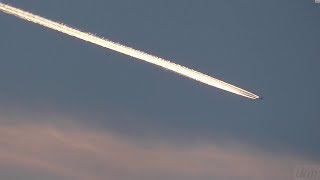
[{"xmin": 0, "ymin": 2, "xmax": 260, "ymax": 99}]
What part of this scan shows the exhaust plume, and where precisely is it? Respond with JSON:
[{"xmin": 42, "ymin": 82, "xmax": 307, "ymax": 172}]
[{"xmin": 0, "ymin": 2, "xmax": 260, "ymax": 99}]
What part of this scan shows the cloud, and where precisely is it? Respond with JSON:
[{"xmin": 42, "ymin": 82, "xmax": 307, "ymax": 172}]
[{"xmin": 0, "ymin": 116, "xmax": 318, "ymax": 180}]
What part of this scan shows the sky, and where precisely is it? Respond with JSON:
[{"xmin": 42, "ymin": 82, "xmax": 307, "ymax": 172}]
[{"xmin": 0, "ymin": 0, "xmax": 319, "ymax": 180}]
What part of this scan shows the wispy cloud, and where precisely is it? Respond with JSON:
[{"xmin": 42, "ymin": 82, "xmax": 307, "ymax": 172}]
[{"xmin": 0, "ymin": 115, "xmax": 317, "ymax": 180}]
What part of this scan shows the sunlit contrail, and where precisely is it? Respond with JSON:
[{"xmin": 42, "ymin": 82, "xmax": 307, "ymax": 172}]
[{"xmin": 0, "ymin": 2, "xmax": 260, "ymax": 99}]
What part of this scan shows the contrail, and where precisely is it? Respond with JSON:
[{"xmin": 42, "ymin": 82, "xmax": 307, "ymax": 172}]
[{"xmin": 0, "ymin": 2, "xmax": 260, "ymax": 99}]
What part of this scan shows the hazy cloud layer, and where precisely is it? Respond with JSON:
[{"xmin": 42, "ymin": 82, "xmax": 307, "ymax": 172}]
[{"xmin": 0, "ymin": 116, "xmax": 317, "ymax": 180}]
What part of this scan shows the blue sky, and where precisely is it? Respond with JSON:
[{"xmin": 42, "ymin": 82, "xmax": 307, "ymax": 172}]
[{"xmin": 0, "ymin": 0, "xmax": 319, "ymax": 179}]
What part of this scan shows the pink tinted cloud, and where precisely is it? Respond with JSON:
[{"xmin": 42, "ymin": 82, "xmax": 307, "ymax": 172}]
[{"xmin": 0, "ymin": 119, "xmax": 317, "ymax": 180}]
